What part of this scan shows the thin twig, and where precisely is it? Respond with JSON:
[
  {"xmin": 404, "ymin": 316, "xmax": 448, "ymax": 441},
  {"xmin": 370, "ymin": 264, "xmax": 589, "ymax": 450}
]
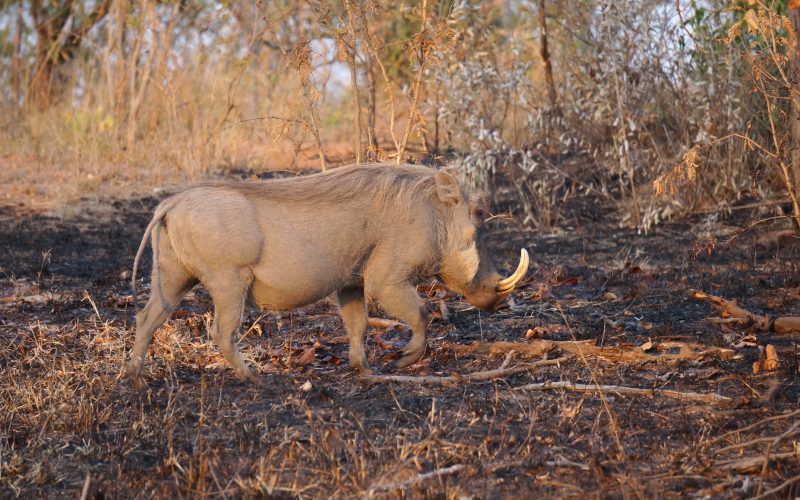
[
  {"xmin": 706, "ymin": 409, "xmax": 800, "ymax": 447},
  {"xmin": 362, "ymin": 464, "xmax": 466, "ymax": 498},
  {"xmin": 714, "ymin": 426, "xmax": 800, "ymax": 455},
  {"xmin": 714, "ymin": 451, "xmax": 798, "ymax": 473},
  {"xmin": 79, "ymin": 472, "xmax": 91, "ymax": 500},
  {"xmin": 758, "ymin": 419, "xmax": 800, "ymax": 477},
  {"xmin": 360, "ymin": 356, "xmax": 571, "ymax": 385},
  {"xmin": 215, "ymin": 115, "xmax": 307, "ymax": 135},
  {"xmin": 515, "ymin": 380, "xmax": 733, "ymax": 404},
  {"xmin": 752, "ymin": 473, "xmax": 800, "ymax": 500}
]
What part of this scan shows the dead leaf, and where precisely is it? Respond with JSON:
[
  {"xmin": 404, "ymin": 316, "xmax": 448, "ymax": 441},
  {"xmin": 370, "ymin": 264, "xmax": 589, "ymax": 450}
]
[
  {"xmin": 790, "ymin": 0, "xmax": 800, "ymax": 9},
  {"xmin": 526, "ymin": 324, "xmax": 563, "ymax": 339},
  {"xmin": 297, "ymin": 345, "xmax": 316, "ymax": 366},
  {"xmin": 115, "ymin": 295, "xmax": 134, "ymax": 307},
  {"xmin": 552, "ymin": 278, "xmax": 578, "ymax": 286},
  {"xmin": 743, "ymin": 9, "xmax": 759, "ymax": 33},
  {"xmin": 324, "ymin": 428, "xmax": 346, "ymax": 452}
]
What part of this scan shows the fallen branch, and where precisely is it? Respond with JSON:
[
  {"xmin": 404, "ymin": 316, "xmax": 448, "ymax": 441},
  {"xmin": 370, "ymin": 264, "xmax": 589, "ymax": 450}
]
[
  {"xmin": 443, "ymin": 339, "xmax": 733, "ymax": 365},
  {"xmin": 442, "ymin": 340, "xmax": 556, "ymax": 358},
  {"xmin": 515, "ymin": 380, "xmax": 733, "ymax": 404},
  {"xmin": 772, "ymin": 316, "xmax": 800, "ymax": 334},
  {"xmin": 362, "ymin": 464, "xmax": 466, "ymax": 498},
  {"xmin": 360, "ymin": 356, "xmax": 571, "ymax": 385},
  {"xmin": 689, "ymin": 289, "xmax": 800, "ymax": 335},
  {"xmin": 688, "ymin": 289, "xmax": 769, "ymax": 328}
]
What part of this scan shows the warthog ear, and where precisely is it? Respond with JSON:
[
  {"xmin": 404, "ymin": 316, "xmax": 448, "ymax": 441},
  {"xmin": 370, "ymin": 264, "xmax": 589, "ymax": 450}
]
[{"xmin": 434, "ymin": 171, "xmax": 463, "ymax": 205}]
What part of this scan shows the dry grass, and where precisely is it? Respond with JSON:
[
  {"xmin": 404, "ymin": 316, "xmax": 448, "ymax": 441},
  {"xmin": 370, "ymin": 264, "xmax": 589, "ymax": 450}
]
[{"xmin": 1, "ymin": 195, "xmax": 798, "ymax": 497}]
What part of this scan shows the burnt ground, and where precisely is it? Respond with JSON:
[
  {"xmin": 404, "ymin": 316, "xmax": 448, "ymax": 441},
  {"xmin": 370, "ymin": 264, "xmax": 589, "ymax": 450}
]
[{"xmin": 0, "ymin": 190, "xmax": 799, "ymax": 498}]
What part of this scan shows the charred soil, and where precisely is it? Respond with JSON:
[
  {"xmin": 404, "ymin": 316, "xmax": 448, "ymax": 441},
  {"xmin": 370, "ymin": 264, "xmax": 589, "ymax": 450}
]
[{"xmin": 0, "ymin": 188, "xmax": 799, "ymax": 498}]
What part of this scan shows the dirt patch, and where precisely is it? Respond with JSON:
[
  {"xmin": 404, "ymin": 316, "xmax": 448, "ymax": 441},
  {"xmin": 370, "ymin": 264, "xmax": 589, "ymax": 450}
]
[{"xmin": 0, "ymin": 192, "xmax": 799, "ymax": 498}]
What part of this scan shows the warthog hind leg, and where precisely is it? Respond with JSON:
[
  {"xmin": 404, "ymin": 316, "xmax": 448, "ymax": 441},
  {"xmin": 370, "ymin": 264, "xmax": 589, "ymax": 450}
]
[
  {"xmin": 336, "ymin": 286, "xmax": 371, "ymax": 374},
  {"xmin": 128, "ymin": 244, "xmax": 196, "ymax": 385},
  {"xmin": 372, "ymin": 284, "xmax": 427, "ymax": 368},
  {"xmin": 207, "ymin": 272, "xmax": 255, "ymax": 381}
]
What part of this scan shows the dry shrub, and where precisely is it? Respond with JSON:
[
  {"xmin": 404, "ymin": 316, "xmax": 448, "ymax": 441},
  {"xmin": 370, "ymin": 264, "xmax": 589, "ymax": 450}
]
[
  {"xmin": 430, "ymin": 1, "xmax": 792, "ymax": 231},
  {"xmin": 1, "ymin": 1, "xmax": 798, "ymax": 229}
]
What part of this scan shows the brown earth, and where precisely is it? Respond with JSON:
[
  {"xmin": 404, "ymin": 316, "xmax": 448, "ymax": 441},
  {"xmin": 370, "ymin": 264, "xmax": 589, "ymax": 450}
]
[{"xmin": 0, "ymin": 173, "xmax": 798, "ymax": 498}]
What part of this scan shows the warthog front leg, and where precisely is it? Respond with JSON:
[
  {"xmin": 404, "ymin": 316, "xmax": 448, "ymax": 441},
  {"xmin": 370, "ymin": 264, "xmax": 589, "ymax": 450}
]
[
  {"xmin": 336, "ymin": 286, "xmax": 371, "ymax": 374},
  {"xmin": 372, "ymin": 284, "xmax": 427, "ymax": 368}
]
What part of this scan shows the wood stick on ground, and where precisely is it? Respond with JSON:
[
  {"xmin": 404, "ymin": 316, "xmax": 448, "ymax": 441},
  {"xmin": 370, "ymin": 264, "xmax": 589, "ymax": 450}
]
[
  {"xmin": 443, "ymin": 339, "xmax": 733, "ymax": 365},
  {"xmin": 360, "ymin": 356, "xmax": 572, "ymax": 385},
  {"xmin": 772, "ymin": 316, "xmax": 800, "ymax": 334},
  {"xmin": 689, "ymin": 288, "xmax": 800, "ymax": 334},
  {"xmin": 688, "ymin": 289, "xmax": 769, "ymax": 329},
  {"xmin": 79, "ymin": 472, "xmax": 91, "ymax": 500},
  {"xmin": 442, "ymin": 340, "xmax": 557, "ymax": 357},
  {"xmin": 362, "ymin": 464, "xmax": 466, "ymax": 499},
  {"xmin": 515, "ymin": 380, "xmax": 732, "ymax": 404}
]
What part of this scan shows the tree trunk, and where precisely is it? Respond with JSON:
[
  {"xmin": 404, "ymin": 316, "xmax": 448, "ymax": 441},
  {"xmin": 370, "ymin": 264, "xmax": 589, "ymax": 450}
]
[
  {"xmin": 28, "ymin": 0, "xmax": 111, "ymax": 108},
  {"xmin": 538, "ymin": 0, "xmax": 557, "ymax": 113},
  {"xmin": 11, "ymin": 9, "xmax": 23, "ymax": 112},
  {"xmin": 366, "ymin": 62, "xmax": 378, "ymax": 160},
  {"xmin": 790, "ymin": 7, "xmax": 800, "ymax": 212},
  {"xmin": 344, "ymin": 0, "xmax": 363, "ymax": 164}
]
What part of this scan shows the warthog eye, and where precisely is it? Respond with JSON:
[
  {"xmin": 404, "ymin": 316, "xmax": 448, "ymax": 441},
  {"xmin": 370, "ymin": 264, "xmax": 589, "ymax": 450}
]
[{"xmin": 471, "ymin": 208, "xmax": 485, "ymax": 226}]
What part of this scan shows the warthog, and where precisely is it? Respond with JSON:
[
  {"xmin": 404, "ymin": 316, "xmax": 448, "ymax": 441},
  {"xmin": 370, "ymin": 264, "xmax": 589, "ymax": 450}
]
[{"xmin": 127, "ymin": 164, "xmax": 529, "ymax": 381}]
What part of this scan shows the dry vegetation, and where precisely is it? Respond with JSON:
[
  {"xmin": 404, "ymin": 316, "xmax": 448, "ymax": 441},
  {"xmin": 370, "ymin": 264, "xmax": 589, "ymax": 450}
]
[{"xmin": 1, "ymin": 0, "xmax": 800, "ymax": 498}]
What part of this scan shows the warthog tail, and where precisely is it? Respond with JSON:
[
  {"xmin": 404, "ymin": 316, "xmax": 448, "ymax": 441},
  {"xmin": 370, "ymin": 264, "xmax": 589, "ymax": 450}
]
[{"xmin": 131, "ymin": 195, "xmax": 183, "ymax": 317}]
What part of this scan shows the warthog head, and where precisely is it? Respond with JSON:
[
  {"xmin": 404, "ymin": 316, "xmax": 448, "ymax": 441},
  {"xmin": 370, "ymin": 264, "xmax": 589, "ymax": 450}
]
[{"xmin": 434, "ymin": 171, "xmax": 529, "ymax": 311}]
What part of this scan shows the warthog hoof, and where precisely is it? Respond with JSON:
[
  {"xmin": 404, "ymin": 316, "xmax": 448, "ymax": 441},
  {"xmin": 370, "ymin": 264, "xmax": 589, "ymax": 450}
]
[
  {"xmin": 397, "ymin": 345, "xmax": 426, "ymax": 369},
  {"xmin": 356, "ymin": 365, "xmax": 374, "ymax": 375},
  {"xmin": 125, "ymin": 360, "xmax": 146, "ymax": 390},
  {"xmin": 235, "ymin": 367, "xmax": 258, "ymax": 384},
  {"xmin": 349, "ymin": 352, "xmax": 372, "ymax": 375}
]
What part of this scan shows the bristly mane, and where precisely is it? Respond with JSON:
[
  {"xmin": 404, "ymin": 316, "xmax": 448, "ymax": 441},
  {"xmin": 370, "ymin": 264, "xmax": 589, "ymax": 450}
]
[{"xmin": 191, "ymin": 163, "xmax": 457, "ymax": 215}]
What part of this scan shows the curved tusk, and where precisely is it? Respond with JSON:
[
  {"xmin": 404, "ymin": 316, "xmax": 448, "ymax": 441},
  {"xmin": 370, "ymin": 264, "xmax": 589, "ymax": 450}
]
[{"xmin": 496, "ymin": 248, "xmax": 530, "ymax": 293}]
